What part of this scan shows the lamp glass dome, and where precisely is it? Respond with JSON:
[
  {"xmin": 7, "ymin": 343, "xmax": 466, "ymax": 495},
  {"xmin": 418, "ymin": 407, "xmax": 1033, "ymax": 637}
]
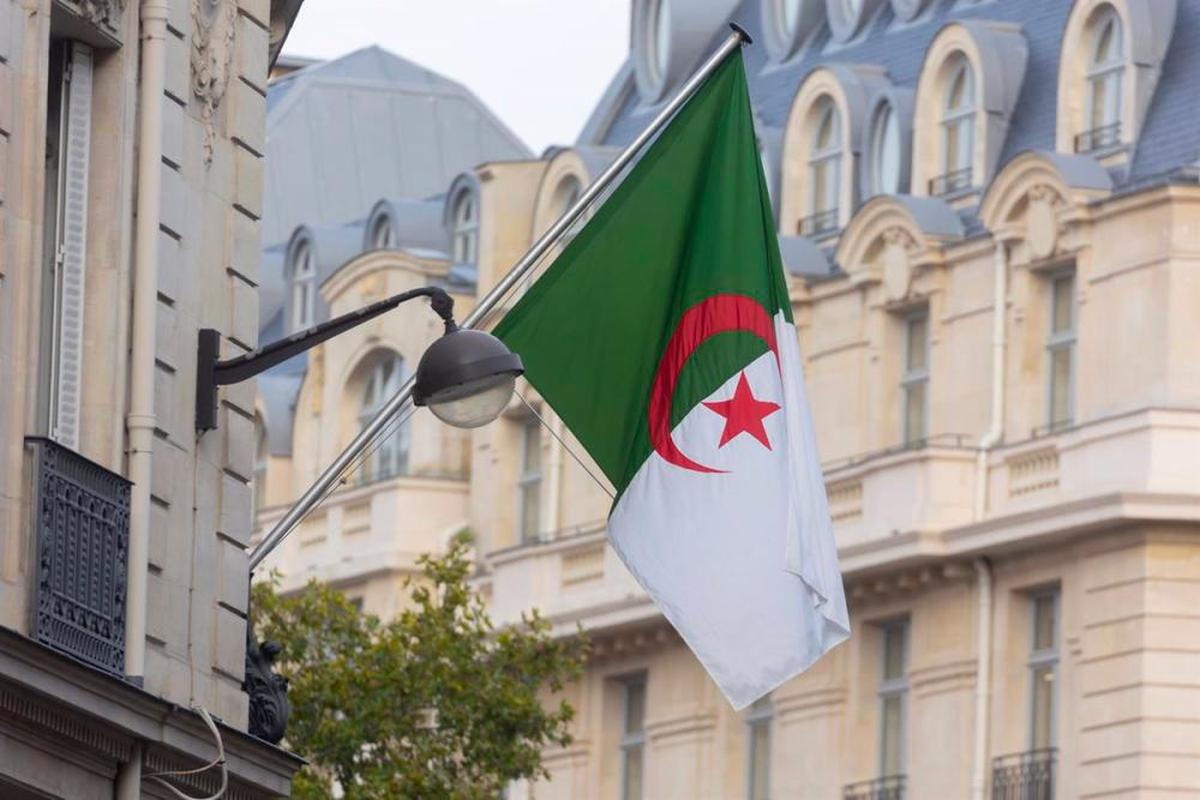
[{"xmin": 426, "ymin": 373, "xmax": 516, "ymax": 429}]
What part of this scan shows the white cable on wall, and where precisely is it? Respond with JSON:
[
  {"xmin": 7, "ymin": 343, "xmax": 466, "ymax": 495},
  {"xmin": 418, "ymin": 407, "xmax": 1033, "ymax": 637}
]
[{"xmin": 144, "ymin": 706, "xmax": 228, "ymax": 800}]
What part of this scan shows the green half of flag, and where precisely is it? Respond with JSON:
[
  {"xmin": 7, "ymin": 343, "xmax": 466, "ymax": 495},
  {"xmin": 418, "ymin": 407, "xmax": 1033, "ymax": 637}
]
[{"xmin": 494, "ymin": 52, "xmax": 790, "ymax": 495}]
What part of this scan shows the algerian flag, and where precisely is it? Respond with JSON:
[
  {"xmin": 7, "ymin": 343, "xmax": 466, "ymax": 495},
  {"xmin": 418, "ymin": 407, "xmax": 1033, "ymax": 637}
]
[{"xmin": 494, "ymin": 51, "xmax": 849, "ymax": 709}]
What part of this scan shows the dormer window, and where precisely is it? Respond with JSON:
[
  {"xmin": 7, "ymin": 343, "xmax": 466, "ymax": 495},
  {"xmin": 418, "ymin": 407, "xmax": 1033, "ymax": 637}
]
[
  {"xmin": 1057, "ymin": 0, "xmax": 1174, "ymax": 159},
  {"xmin": 937, "ymin": 56, "xmax": 975, "ymax": 195},
  {"xmin": 371, "ymin": 216, "xmax": 395, "ymax": 250},
  {"xmin": 802, "ymin": 98, "xmax": 841, "ymax": 236},
  {"xmin": 868, "ymin": 102, "xmax": 902, "ymax": 197},
  {"xmin": 648, "ymin": 0, "xmax": 671, "ymax": 88},
  {"xmin": 1080, "ymin": 9, "xmax": 1123, "ymax": 152},
  {"xmin": 451, "ymin": 191, "xmax": 478, "ymax": 264},
  {"xmin": 291, "ymin": 241, "xmax": 315, "ymax": 331},
  {"xmin": 762, "ymin": 0, "xmax": 825, "ymax": 61}
]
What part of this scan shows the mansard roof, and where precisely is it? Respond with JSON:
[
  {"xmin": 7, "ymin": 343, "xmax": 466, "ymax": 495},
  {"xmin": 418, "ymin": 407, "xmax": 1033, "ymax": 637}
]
[
  {"xmin": 585, "ymin": 0, "xmax": 1199, "ymax": 218},
  {"xmin": 262, "ymin": 45, "xmax": 532, "ymax": 247}
]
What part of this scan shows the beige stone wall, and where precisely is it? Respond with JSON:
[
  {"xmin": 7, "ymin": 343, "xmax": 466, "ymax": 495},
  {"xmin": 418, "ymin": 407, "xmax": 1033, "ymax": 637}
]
[{"xmin": 0, "ymin": 0, "xmax": 276, "ymax": 728}]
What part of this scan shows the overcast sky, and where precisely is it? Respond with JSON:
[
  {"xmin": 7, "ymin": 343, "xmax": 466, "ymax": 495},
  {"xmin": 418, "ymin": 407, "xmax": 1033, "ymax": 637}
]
[{"xmin": 282, "ymin": 0, "xmax": 633, "ymax": 154}]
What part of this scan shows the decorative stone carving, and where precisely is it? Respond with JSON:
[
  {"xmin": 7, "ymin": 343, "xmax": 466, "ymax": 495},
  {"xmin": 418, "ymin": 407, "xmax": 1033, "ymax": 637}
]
[
  {"xmin": 244, "ymin": 630, "xmax": 289, "ymax": 744},
  {"xmin": 1025, "ymin": 184, "xmax": 1063, "ymax": 260},
  {"xmin": 78, "ymin": 0, "xmax": 127, "ymax": 29},
  {"xmin": 191, "ymin": 0, "xmax": 238, "ymax": 165},
  {"xmin": 881, "ymin": 226, "xmax": 917, "ymax": 302}
]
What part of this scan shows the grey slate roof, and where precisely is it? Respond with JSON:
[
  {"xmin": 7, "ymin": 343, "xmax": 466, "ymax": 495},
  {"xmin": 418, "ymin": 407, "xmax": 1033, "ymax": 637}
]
[
  {"xmin": 263, "ymin": 46, "xmax": 532, "ymax": 247},
  {"xmin": 258, "ymin": 46, "xmax": 533, "ymax": 454},
  {"xmin": 586, "ymin": 0, "xmax": 1200, "ymax": 244}
]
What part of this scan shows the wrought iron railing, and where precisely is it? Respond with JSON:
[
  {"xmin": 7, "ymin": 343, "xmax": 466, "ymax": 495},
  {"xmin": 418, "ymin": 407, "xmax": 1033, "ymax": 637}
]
[
  {"xmin": 798, "ymin": 208, "xmax": 840, "ymax": 237},
  {"xmin": 1075, "ymin": 122, "xmax": 1121, "ymax": 154},
  {"xmin": 26, "ymin": 437, "xmax": 130, "ymax": 676},
  {"xmin": 929, "ymin": 167, "xmax": 974, "ymax": 196},
  {"xmin": 843, "ymin": 774, "xmax": 906, "ymax": 800},
  {"xmin": 992, "ymin": 748, "xmax": 1056, "ymax": 800}
]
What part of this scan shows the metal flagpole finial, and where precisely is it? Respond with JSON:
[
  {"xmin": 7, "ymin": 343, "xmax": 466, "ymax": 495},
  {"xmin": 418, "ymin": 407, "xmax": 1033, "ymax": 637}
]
[{"xmin": 729, "ymin": 22, "xmax": 754, "ymax": 45}]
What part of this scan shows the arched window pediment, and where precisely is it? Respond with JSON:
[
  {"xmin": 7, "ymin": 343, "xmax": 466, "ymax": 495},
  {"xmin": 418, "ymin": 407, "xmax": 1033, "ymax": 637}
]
[
  {"xmin": 979, "ymin": 151, "xmax": 1114, "ymax": 262},
  {"xmin": 835, "ymin": 194, "xmax": 964, "ymax": 297}
]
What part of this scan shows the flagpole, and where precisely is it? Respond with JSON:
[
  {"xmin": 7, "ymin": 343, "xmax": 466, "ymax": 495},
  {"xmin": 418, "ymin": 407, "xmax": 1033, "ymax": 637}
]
[{"xmin": 249, "ymin": 24, "xmax": 752, "ymax": 570}]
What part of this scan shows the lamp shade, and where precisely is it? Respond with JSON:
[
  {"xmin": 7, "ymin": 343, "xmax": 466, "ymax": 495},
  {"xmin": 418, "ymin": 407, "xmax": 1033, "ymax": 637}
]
[{"xmin": 413, "ymin": 329, "xmax": 524, "ymax": 428}]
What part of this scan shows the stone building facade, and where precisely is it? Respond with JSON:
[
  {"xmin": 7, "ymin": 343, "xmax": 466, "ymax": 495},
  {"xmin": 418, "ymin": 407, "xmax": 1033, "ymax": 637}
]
[
  {"xmin": 0, "ymin": 0, "xmax": 305, "ymax": 796},
  {"xmin": 257, "ymin": 1, "xmax": 1200, "ymax": 798}
]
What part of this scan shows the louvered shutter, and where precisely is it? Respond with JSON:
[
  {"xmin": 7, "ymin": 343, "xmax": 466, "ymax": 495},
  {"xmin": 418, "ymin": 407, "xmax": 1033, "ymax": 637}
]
[{"xmin": 50, "ymin": 41, "xmax": 93, "ymax": 450}]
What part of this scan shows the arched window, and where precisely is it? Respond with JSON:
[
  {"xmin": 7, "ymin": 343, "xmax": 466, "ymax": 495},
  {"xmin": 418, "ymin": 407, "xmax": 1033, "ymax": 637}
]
[
  {"xmin": 555, "ymin": 176, "xmax": 584, "ymax": 242},
  {"xmin": 804, "ymin": 99, "xmax": 841, "ymax": 235},
  {"xmin": 371, "ymin": 215, "xmax": 395, "ymax": 250},
  {"xmin": 939, "ymin": 56, "xmax": 975, "ymax": 194},
  {"xmin": 647, "ymin": 0, "xmax": 672, "ymax": 87},
  {"xmin": 1084, "ymin": 9, "xmax": 1123, "ymax": 150},
  {"xmin": 780, "ymin": 0, "xmax": 802, "ymax": 39},
  {"xmin": 868, "ymin": 102, "xmax": 902, "ymax": 197},
  {"xmin": 253, "ymin": 418, "xmax": 268, "ymax": 511},
  {"xmin": 451, "ymin": 191, "xmax": 478, "ymax": 264},
  {"xmin": 358, "ymin": 354, "xmax": 410, "ymax": 483},
  {"xmin": 291, "ymin": 241, "xmax": 316, "ymax": 331}
]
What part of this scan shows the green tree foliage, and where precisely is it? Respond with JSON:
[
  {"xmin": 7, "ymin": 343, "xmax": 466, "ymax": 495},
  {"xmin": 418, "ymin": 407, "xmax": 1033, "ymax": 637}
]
[{"xmin": 251, "ymin": 532, "xmax": 587, "ymax": 799}]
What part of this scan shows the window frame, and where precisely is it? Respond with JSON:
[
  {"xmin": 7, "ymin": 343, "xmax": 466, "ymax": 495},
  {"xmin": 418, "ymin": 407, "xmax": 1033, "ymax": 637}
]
[
  {"xmin": 451, "ymin": 190, "xmax": 479, "ymax": 265},
  {"xmin": 940, "ymin": 56, "xmax": 976, "ymax": 189},
  {"xmin": 1045, "ymin": 270, "xmax": 1077, "ymax": 432},
  {"xmin": 1083, "ymin": 8, "xmax": 1124, "ymax": 148},
  {"xmin": 357, "ymin": 354, "xmax": 410, "ymax": 484},
  {"xmin": 291, "ymin": 241, "xmax": 316, "ymax": 331},
  {"xmin": 804, "ymin": 97, "xmax": 842, "ymax": 235},
  {"xmin": 1027, "ymin": 589, "xmax": 1061, "ymax": 750},
  {"xmin": 877, "ymin": 619, "xmax": 910, "ymax": 778},
  {"xmin": 620, "ymin": 675, "xmax": 648, "ymax": 800},
  {"xmin": 868, "ymin": 101, "xmax": 901, "ymax": 197},
  {"xmin": 517, "ymin": 418, "xmax": 543, "ymax": 544},
  {"xmin": 901, "ymin": 308, "xmax": 930, "ymax": 446},
  {"xmin": 745, "ymin": 695, "xmax": 773, "ymax": 800},
  {"xmin": 371, "ymin": 215, "xmax": 395, "ymax": 250}
]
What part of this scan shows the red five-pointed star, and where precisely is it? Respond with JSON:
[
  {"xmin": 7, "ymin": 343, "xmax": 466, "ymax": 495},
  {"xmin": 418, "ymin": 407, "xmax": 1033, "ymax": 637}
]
[{"xmin": 702, "ymin": 372, "xmax": 781, "ymax": 449}]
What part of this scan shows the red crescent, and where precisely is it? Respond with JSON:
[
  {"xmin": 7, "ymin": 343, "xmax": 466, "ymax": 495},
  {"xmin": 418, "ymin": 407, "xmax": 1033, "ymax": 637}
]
[{"xmin": 648, "ymin": 294, "xmax": 780, "ymax": 473}]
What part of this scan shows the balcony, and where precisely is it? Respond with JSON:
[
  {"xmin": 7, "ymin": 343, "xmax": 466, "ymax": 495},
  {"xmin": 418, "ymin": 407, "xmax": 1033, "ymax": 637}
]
[
  {"xmin": 822, "ymin": 434, "xmax": 977, "ymax": 560},
  {"xmin": 26, "ymin": 437, "xmax": 130, "ymax": 676},
  {"xmin": 843, "ymin": 775, "xmax": 905, "ymax": 800},
  {"xmin": 928, "ymin": 167, "xmax": 973, "ymax": 197},
  {"xmin": 992, "ymin": 749, "xmax": 1055, "ymax": 800},
  {"xmin": 798, "ymin": 208, "xmax": 840, "ymax": 237},
  {"xmin": 1074, "ymin": 122, "xmax": 1121, "ymax": 154},
  {"xmin": 484, "ymin": 522, "xmax": 653, "ymax": 634}
]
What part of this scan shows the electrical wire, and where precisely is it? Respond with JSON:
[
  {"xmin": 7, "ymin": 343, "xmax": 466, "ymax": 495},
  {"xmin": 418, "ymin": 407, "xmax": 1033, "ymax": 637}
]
[
  {"xmin": 515, "ymin": 389, "xmax": 615, "ymax": 499},
  {"xmin": 144, "ymin": 706, "xmax": 228, "ymax": 799}
]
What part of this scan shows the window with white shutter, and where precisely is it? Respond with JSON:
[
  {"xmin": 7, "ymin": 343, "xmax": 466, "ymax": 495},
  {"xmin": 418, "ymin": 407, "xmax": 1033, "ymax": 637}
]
[{"xmin": 42, "ymin": 40, "xmax": 93, "ymax": 450}]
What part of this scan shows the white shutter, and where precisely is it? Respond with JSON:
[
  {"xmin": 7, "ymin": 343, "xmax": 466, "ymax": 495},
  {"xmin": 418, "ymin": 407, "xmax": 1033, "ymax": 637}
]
[{"xmin": 50, "ymin": 42, "xmax": 93, "ymax": 450}]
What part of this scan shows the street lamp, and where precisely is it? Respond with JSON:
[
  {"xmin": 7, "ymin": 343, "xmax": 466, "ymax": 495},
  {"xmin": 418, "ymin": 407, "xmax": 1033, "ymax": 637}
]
[
  {"xmin": 201, "ymin": 286, "xmax": 522, "ymax": 745},
  {"xmin": 195, "ymin": 286, "xmax": 522, "ymax": 432}
]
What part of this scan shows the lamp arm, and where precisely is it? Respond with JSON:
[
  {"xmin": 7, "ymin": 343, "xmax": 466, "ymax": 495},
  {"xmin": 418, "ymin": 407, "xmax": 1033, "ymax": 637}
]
[{"xmin": 196, "ymin": 286, "xmax": 455, "ymax": 431}]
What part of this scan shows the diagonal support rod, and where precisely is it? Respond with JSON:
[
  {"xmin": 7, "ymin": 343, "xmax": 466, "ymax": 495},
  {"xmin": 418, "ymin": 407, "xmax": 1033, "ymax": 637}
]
[{"xmin": 248, "ymin": 24, "xmax": 752, "ymax": 570}]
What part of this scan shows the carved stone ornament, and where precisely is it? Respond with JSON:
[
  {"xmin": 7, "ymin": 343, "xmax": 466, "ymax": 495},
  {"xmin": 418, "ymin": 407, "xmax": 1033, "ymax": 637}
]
[
  {"xmin": 244, "ymin": 628, "xmax": 289, "ymax": 744},
  {"xmin": 1025, "ymin": 184, "xmax": 1063, "ymax": 260},
  {"xmin": 77, "ymin": 0, "xmax": 128, "ymax": 29},
  {"xmin": 881, "ymin": 226, "xmax": 917, "ymax": 302},
  {"xmin": 191, "ymin": 0, "xmax": 238, "ymax": 165}
]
